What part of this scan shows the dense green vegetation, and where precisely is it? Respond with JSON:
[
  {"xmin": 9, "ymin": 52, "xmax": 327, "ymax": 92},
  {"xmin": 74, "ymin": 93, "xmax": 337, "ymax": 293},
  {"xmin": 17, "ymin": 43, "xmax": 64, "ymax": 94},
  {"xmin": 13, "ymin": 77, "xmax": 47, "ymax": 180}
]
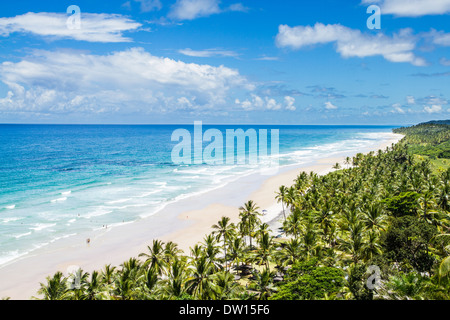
[
  {"xmin": 394, "ymin": 122, "xmax": 450, "ymax": 172},
  {"xmin": 28, "ymin": 124, "xmax": 450, "ymax": 300}
]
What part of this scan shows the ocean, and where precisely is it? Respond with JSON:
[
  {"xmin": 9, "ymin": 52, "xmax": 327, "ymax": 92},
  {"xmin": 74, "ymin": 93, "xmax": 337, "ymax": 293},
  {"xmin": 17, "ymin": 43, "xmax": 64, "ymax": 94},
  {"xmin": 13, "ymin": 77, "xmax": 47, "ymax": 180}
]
[{"xmin": 0, "ymin": 124, "xmax": 398, "ymax": 266}]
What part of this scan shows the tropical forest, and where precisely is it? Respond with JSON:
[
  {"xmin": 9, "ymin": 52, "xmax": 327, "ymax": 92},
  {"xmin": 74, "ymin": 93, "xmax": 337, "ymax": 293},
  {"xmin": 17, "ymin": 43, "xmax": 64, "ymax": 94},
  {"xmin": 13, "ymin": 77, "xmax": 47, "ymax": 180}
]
[{"xmin": 33, "ymin": 121, "xmax": 450, "ymax": 300}]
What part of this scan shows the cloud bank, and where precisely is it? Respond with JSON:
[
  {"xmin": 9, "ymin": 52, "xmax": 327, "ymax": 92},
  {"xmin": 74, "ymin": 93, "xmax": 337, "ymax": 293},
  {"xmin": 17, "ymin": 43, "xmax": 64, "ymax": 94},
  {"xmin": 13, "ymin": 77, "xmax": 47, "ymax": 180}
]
[{"xmin": 0, "ymin": 48, "xmax": 254, "ymax": 116}]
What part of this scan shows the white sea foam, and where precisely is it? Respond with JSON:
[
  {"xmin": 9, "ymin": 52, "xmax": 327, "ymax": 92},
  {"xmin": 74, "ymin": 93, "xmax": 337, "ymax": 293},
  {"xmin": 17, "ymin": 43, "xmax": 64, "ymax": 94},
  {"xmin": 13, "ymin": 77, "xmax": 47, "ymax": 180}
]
[
  {"xmin": 105, "ymin": 198, "xmax": 132, "ymax": 205},
  {"xmin": 83, "ymin": 208, "xmax": 113, "ymax": 219},
  {"xmin": 5, "ymin": 205, "xmax": 16, "ymax": 210},
  {"xmin": 0, "ymin": 250, "xmax": 21, "ymax": 266},
  {"xmin": 31, "ymin": 223, "xmax": 56, "ymax": 231},
  {"xmin": 1, "ymin": 217, "xmax": 23, "ymax": 224},
  {"xmin": 136, "ymin": 190, "xmax": 160, "ymax": 198},
  {"xmin": 61, "ymin": 190, "xmax": 72, "ymax": 196},
  {"xmin": 114, "ymin": 203, "xmax": 148, "ymax": 210},
  {"xmin": 51, "ymin": 197, "xmax": 67, "ymax": 203},
  {"xmin": 14, "ymin": 232, "xmax": 32, "ymax": 239}
]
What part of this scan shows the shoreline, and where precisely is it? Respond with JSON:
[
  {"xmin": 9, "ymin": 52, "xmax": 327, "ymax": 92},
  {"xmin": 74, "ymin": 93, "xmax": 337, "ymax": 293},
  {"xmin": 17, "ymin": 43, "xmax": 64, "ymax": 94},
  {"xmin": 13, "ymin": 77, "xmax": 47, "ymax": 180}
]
[{"xmin": 0, "ymin": 132, "xmax": 404, "ymax": 300}]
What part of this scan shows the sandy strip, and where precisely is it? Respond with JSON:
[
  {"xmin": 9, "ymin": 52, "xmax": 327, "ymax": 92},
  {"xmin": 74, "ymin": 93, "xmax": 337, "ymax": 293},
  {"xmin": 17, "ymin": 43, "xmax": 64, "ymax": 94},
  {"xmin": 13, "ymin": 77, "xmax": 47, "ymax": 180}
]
[{"xmin": 0, "ymin": 133, "xmax": 404, "ymax": 300}]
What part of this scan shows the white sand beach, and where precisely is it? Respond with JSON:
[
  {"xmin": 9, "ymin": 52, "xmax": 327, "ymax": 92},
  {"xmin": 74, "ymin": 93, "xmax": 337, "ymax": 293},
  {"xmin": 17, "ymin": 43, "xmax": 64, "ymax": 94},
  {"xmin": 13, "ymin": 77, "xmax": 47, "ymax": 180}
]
[{"xmin": 0, "ymin": 132, "xmax": 404, "ymax": 300}]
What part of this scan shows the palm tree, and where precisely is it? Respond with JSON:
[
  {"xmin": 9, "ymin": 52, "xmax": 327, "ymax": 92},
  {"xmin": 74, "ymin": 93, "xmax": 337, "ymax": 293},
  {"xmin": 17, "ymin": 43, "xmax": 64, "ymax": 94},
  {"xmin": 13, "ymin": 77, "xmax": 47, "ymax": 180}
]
[
  {"xmin": 144, "ymin": 266, "xmax": 159, "ymax": 294},
  {"xmin": 249, "ymin": 268, "xmax": 277, "ymax": 300},
  {"xmin": 438, "ymin": 256, "xmax": 450, "ymax": 284},
  {"xmin": 282, "ymin": 207, "xmax": 302, "ymax": 239},
  {"xmin": 315, "ymin": 200, "xmax": 335, "ymax": 245},
  {"xmin": 190, "ymin": 243, "xmax": 203, "ymax": 260},
  {"xmin": 256, "ymin": 222, "xmax": 271, "ymax": 240},
  {"xmin": 332, "ymin": 162, "xmax": 341, "ymax": 170},
  {"xmin": 212, "ymin": 216, "xmax": 235, "ymax": 271},
  {"xmin": 338, "ymin": 221, "xmax": 366, "ymax": 264},
  {"xmin": 113, "ymin": 268, "xmax": 134, "ymax": 300},
  {"xmin": 361, "ymin": 203, "xmax": 387, "ymax": 234},
  {"xmin": 344, "ymin": 156, "xmax": 352, "ymax": 169},
  {"xmin": 162, "ymin": 257, "xmax": 188, "ymax": 299},
  {"xmin": 276, "ymin": 238, "xmax": 302, "ymax": 266},
  {"xmin": 185, "ymin": 255, "xmax": 218, "ymax": 300},
  {"xmin": 213, "ymin": 270, "xmax": 243, "ymax": 299},
  {"xmin": 361, "ymin": 230, "xmax": 382, "ymax": 262},
  {"xmin": 294, "ymin": 171, "xmax": 310, "ymax": 193},
  {"xmin": 164, "ymin": 241, "xmax": 183, "ymax": 265},
  {"xmin": 275, "ymin": 185, "xmax": 288, "ymax": 221},
  {"xmin": 100, "ymin": 264, "xmax": 116, "ymax": 286},
  {"xmin": 227, "ymin": 236, "xmax": 245, "ymax": 274},
  {"xmin": 36, "ymin": 271, "xmax": 69, "ymax": 300},
  {"xmin": 299, "ymin": 211, "xmax": 320, "ymax": 259},
  {"xmin": 378, "ymin": 273, "xmax": 428, "ymax": 300},
  {"xmin": 285, "ymin": 186, "xmax": 299, "ymax": 211},
  {"xmin": 202, "ymin": 234, "xmax": 222, "ymax": 271},
  {"xmin": 253, "ymin": 232, "xmax": 274, "ymax": 269},
  {"xmin": 84, "ymin": 270, "xmax": 105, "ymax": 300},
  {"xmin": 239, "ymin": 200, "xmax": 261, "ymax": 248},
  {"xmin": 139, "ymin": 240, "xmax": 167, "ymax": 276}
]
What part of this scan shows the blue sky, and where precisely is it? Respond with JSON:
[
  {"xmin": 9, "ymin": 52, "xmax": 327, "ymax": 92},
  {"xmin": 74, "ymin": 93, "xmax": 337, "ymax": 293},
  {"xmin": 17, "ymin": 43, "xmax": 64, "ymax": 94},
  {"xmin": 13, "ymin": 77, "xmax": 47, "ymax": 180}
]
[{"xmin": 0, "ymin": 0, "xmax": 449, "ymax": 125}]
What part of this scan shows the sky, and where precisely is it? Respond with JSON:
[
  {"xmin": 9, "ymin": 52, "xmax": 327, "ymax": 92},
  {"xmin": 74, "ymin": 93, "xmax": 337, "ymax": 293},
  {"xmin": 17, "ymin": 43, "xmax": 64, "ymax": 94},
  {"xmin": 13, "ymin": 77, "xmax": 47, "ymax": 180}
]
[{"xmin": 0, "ymin": 0, "xmax": 449, "ymax": 125}]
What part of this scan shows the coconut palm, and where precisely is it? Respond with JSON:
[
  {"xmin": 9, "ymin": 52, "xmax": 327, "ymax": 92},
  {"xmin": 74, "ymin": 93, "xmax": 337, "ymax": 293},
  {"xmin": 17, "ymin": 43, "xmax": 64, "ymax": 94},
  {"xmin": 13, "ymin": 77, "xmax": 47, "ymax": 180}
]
[
  {"xmin": 100, "ymin": 264, "xmax": 116, "ymax": 286},
  {"xmin": 276, "ymin": 238, "xmax": 302, "ymax": 266},
  {"xmin": 227, "ymin": 236, "xmax": 245, "ymax": 274},
  {"xmin": 164, "ymin": 241, "xmax": 183, "ymax": 265},
  {"xmin": 36, "ymin": 271, "xmax": 69, "ymax": 300},
  {"xmin": 213, "ymin": 270, "xmax": 243, "ymax": 299},
  {"xmin": 212, "ymin": 216, "xmax": 236, "ymax": 271},
  {"xmin": 162, "ymin": 257, "xmax": 188, "ymax": 299},
  {"xmin": 139, "ymin": 240, "xmax": 167, "ymax": 276},
  {"xmin": 84, "ymin": 270, "xmax": 106, "ymax": 300},
  {"xmin": 252, "ymin": 232, "xmax": 274, "ymax": 269},
  {"xmin": 332, "ymin": 162, "xmax": 341, "ymax": 170},
  {"xmin": 190, "ymin": 243, "xmax": 203, "ymax": 260},
  {"xmin": 378, "ymin": 273, "xmax": 429, "ymax": 300},
  {"xmin": 275, "ymin": 185, "xmax": 289, "ymax": 221},
  {"xmin": 361, "ymin": 230, "xmax": 382, "ymax": 262},
  {"xmin": 361, "ymin": 203, "xmax": 388, "ymax": 233},
  {"xmin": 202, "ymin": 234, "xmax": 222, "ymax": 271},
  {"xmin": 239, "ymin": 200, "xmax": 261, "ymax": 248},
  {"xmin": 314, "ymin": 200, "xmax": 336, "ymax": 244},
  {"xmin": 438, "ymin": 256, "xmax": 450, "ymax": 283},
  {"xmin": 249, "ymin": 268, "xmax": 278, "ymax": 300},
  {"xmin": 285, "ymin": 186, "xmax": 299, "ymax": 211},
  {"xmin": 113, "ymin": 268, "xmax": 135, "ymax": 300},
  {"xmin": 282, "ymin": 207, "xmax": 302, "ymax": 239},
  {"xmin": 185, "ymin": 255, "xmax": 218, "ymax": 300},
  {"xmin": 338, "ymin": 221, "xmax": 366, "ymax": 264}
]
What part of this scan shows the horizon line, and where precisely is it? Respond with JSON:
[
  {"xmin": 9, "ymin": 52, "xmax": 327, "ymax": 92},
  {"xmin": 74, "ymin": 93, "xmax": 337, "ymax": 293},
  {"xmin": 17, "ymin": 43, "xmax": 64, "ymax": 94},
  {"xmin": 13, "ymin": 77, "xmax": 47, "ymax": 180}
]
[{"xmin": 0, "ymin": 122, "xmax": 409, "ymax": 127}]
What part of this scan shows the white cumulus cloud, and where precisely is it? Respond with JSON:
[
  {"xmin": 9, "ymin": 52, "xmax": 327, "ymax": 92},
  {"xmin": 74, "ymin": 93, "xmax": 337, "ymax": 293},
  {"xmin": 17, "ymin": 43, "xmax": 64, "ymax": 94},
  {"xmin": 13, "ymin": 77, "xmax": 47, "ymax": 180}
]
[
  {"xmin": 362, "ymin": 0, "xmax": 450, "ymax": 17},
  {"xmin": 168, "ymin": 0, "xmax": 221, "ymax": 20},
  {"xmin": 168, "ymin": 0, "xmax": 247, "ymax": 20},
  {"xmin": 284, "ymin": 96, "xmax": 296, "ymax": 111},
  {"xmin": 424, "ymin": 105, "xmax": 443, "ymax": 113},
  {"xmin": 392, "ymin": 103, "xmax": 406, "ymax": 114},
  {"xmin": 276, "ymin": 23, "xmax": 426, "ymax": 66},
  {"xmin": 235, "ymin": 94, "xmax": 296, "ymax": 111},
  {"xmin": 178, "ymin": 48, "xmax": 239, "ymax": 58},
  {"xmin": 0, "ymin": 12, "xmax": 142, "ymax": 42},
  {"xmin": 0, "ymin": 48, "xmax": 254, "ymax": 115},
  {"xmin": 324, "ymin": 101, "xmax": 338, "ymax": 110}
]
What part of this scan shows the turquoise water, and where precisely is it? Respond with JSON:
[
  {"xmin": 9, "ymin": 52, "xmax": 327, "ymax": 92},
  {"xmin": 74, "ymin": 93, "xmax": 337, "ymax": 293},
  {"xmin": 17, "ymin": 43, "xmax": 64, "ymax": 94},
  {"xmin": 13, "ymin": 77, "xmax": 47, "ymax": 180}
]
[{"xmin": 0, "ymin": 124, "xmax": 398, "ymax": 265}]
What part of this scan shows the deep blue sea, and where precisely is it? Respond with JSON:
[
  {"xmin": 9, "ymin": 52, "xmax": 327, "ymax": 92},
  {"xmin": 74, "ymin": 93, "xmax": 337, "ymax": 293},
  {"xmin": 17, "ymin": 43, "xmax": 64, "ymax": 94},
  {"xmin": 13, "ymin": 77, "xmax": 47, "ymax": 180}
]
[{"xmin": 0, "ymin": 124, "xmax": 398, "ymax": 265}]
